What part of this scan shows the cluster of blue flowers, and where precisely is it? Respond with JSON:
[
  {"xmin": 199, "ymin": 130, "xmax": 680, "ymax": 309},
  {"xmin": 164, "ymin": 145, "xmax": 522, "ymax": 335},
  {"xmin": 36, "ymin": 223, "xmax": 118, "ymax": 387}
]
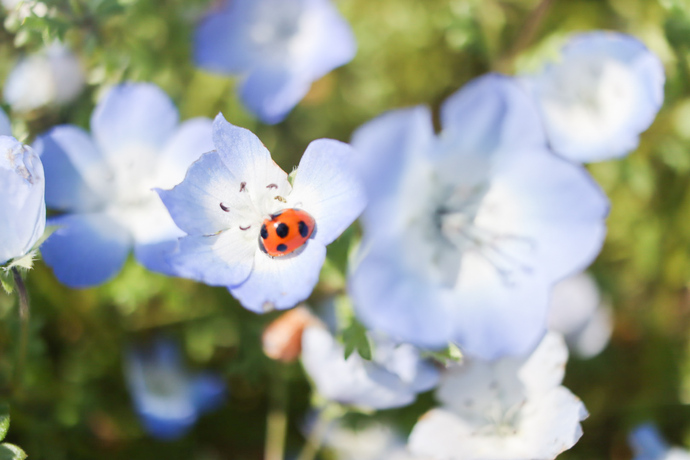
[{"xmin": 0, "ymin": 0, "xmax": 670, "ymax": 456}]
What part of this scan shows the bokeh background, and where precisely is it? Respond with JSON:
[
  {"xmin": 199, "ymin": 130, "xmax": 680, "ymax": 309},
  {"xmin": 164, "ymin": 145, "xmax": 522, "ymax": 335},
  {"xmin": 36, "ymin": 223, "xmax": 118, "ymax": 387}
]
[{"xmin": 0, "ymin": 0, "xmax": 689, "ymax": 458}]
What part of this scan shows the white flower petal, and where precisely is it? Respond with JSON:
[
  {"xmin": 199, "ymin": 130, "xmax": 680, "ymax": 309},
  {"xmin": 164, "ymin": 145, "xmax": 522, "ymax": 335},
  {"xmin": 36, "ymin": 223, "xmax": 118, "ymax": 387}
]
[
  {"xmin": 230, "ymin": 240, "xmax": 326, "ymax": 312},
  {"xmin": 0, "ymin": 137, "xmax": 45, "ymax": 264},
  {"xmin": 476, "ymin": 147, "xmax": 609, "ymax": 283},
  {"xmin": 157, "ymin": 150, "xmax": 249, "ymax": 236},
  {"xmin": 288, "ymin": 139, "xmax": 366, "ymax": 245},
  {"xmin": 518, "ymin": 332, "xmax": 568, "ymax": 394},
  {"xmin": 301, "ymin": 327, "xmax": 425, "ymax": 410},
  {"xmin": 212, "ymin": 114, "xmax": 291, "ymax": 214},
  {"xmin": 451, "ymin": 251, "xmax": 551, "ymax": 360},
  {"xmin": 168, "ymin": 229, "xmax": 257, "ymax": 287}
]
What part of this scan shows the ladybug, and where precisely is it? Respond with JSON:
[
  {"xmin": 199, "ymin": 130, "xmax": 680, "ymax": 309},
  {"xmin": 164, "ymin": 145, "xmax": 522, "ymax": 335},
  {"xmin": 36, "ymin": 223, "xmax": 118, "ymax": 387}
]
[{"xmin": 259, "ymin": 208, "xmax": 316, "ymax": 257}]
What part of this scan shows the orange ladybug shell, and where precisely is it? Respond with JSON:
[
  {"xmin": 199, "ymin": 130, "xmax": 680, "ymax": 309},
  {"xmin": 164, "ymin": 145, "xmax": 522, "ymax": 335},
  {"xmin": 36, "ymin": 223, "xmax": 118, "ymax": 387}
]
[{"xmin": 259, "ymin": 208, "xmax": 316, "ymax": 257}]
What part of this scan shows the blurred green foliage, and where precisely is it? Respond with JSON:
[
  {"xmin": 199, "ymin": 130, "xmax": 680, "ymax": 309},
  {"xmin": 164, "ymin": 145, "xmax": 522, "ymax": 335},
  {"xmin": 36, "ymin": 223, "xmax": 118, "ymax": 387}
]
[{"xmin": 1, "ymin": 0, "xmax": 690, "ymax": 458}]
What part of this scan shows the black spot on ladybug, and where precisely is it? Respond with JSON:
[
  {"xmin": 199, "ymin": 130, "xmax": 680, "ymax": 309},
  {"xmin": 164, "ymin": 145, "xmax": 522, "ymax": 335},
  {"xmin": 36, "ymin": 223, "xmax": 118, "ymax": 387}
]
[
  {"xmin": 276, "ymin": 223, "xmax": 289, "ymax": 238},
  {"xmin": 298, "ymin": 221, "xmax": 309, "ymax": 238},
  {"xmin": 276, "ymin": 244, "xmax": 288, "ymax": 252},
  {"xmin": 260, "ymin": 224, "xmax": 268, "ymax": 239},
  {"xmin": 220, "ymin": 203, "xmax": 230, "ymax": 212}
]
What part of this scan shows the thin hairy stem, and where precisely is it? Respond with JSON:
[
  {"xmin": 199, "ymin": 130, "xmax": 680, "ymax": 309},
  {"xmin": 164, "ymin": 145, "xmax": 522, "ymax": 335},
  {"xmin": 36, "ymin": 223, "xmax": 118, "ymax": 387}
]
[{"xmin": 11, "ymin": 268, "xmax": 29, "ymax": 394}]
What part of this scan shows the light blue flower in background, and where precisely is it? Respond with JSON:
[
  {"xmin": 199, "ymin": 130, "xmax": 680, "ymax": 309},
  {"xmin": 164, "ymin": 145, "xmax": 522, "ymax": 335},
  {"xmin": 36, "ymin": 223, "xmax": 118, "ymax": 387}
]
[
  {"xmin": 0, "ymin": 107, "xmax": 11, "ymax": 136},
  {"xmin": 4, "ymin": 43, "xmax": 85, "ymax": 113},
  {"xmin": 158, "ymin": 114, "xmax": 365, "ymax": 312},
  {"xmin": 194, "ymin": 0, "xmax": 356, "ymax": 124},
  {"xmin": 523, "ymin": 31, "xmax": 665, "ymax": 163},
  {"xmin": 126, "ymin": 338, "xmax": 225, "ymax": 441},
  {"xmin": 301, "ymin": 325, "xmax": 439, "ymax": 410},
  {"xmin": 349, "ymin": 74, "xmax": 609, "ymax": 360},
  {"xmin": 0, "ymin": 135, "xmax": 45, "ymax": 266},
  {"xmin": 629, "ymin": 424, "xmax": 690, "ymax": 460},
  {"xmin": 36, "ymin": 82, "xmax": 213, "ymax": 287},
  {"xmin": 548, "ymin": 272, "xmax": 612, "ymax": 359}
]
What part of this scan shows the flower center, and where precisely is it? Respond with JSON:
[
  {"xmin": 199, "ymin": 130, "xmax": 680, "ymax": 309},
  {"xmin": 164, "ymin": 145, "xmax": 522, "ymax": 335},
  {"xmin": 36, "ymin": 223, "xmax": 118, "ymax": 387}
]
[
  {"xmin": 539, "ymin": 55, "xmax": 636, "ymax": 141},
  {"xmin": 414, "ymin": 177, "xmax": 535, "ymax": 288},
  {"xmin": 249, "ymin": 1, "xmax": 303, "ymax": 59}
]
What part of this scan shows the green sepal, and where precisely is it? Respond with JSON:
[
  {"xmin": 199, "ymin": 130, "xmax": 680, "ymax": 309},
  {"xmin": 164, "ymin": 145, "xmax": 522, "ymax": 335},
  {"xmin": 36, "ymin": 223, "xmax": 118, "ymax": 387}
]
[
  {"xmin": 0, "ymin": 272, "xmax": 13, "ymax": 295},
  {"xmin": 287, "ymin": 169, "xmax": 298, "ymax": 186},
  {"xmin": 422, "ymin": 343, "xmax": 464, "ymax": 367},
  {"xmin": 1, "ymin": 225, "xmax": 58, "ymax": 277}
]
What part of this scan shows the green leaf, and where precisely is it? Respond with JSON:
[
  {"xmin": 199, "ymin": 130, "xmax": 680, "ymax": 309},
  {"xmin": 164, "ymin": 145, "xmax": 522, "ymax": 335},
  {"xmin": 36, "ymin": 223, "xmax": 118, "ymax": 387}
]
[
  {"xmin": 0, "ymin": 404, "xmax": 9, "ymax": 442},
  {"xmin": 0, "ymin": 443, "xmax": 26, "ymax": 460},
  {"xmin": 342, "ymin": 320, "xmax": 372, "ymax": 361}
]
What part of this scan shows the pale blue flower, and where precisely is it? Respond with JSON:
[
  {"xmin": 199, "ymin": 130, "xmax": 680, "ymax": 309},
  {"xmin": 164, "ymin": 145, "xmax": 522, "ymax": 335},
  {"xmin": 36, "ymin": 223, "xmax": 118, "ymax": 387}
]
[
  {"xmin": 523, "ymin": 31, "xmax": 665, "ymax": 162},
  {"xmin": 158, "ymin": 114, "xmax": 366, "ymax": 312},
  {"xmin": 194, "ymin": 0, "xmax": 356, "ymax": 124},
  {"xmin": 0, "ymin": 135, "xmax": 45, "ymax": 265},
  {"xmin": 301, "ymin": 325, "xmax": 439, "ymax": 410},
  {"xmin": 349, "ymin": 74, "xmax": 609, "ymax": 359},
  {"xmin": 4, "ymin": 43, "xmax": 85, "ymax": 113},
  {"xmin": 36, "ymin": 82, "xmax": 213, "ymax": 287},
  {"xmin": 126, "ymin": 338, "xmax": 225, "ymax": 440},
  {"xmin": 409, "ymin": 333, "xmax": 588, "ymax": 460},
  {"xmin": 630, "ymin": 424, "xmax": 690, "ymax": 460}
]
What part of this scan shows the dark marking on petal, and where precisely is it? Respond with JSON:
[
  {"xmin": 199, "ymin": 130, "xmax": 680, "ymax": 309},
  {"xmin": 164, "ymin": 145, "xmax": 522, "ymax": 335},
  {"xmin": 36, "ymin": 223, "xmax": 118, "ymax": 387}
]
[
  {"xmin": 240, "ymin": 225, "xmax": 251, "ymax": 231},
  {"xmin": 266, "ymin": 183, "xmax": 278, "ymax": 189},
  {"xmin": 298, "ymin": 221, "xmax": 309, "ymax": 238},
  {"xmin": 276, "ymin": 223, "xmax": 289, "ymax": 238},
  {"xmin": 239, "ymin": 182, "xmax": 247, "ymax": 192},
  {"xmin": 276, "ymin": 244, "xmax": 288, "ymax": 252},
  {"xmin": 274, "ymin": 195, "xmax": 286, "ymax": 203},
  {"xmin": 220, "ymin": 203, "xmax": 230, "ymax": 212},
  {"xmin": 260, "ymin": 224, "xmax": 268, "ymax": 239}
]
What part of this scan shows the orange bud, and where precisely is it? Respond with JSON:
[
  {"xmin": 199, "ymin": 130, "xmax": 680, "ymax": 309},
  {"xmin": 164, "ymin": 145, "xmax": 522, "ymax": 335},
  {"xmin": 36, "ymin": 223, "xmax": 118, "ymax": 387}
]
[{"xmin": 262, "ymin": 306, "xmax": 318, "ymax": 362}]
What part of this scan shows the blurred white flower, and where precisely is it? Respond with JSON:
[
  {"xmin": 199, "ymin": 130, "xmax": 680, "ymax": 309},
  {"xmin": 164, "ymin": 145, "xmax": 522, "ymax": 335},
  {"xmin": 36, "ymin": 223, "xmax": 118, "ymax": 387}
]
[
  {"xmin": 324, "ymin": 420, "xmax": 425, "ymax": 460},
  {"xmin": 4, "ymin": 43, "xmax": 84, "ymax": 112},
  {"xmin": 524, "ymin": 32, "xmax": 664, "ymax": 162},
  {"xmin": 548, "ymin": 272, "xmax": 613, "ymax": 359},
  {"xmin": 301, "ymin": 325, "xmax": 439, "ymax": 410},
  {"xmin": 408, "ymin": 333, "xmax": 587, "ymax": 460}
]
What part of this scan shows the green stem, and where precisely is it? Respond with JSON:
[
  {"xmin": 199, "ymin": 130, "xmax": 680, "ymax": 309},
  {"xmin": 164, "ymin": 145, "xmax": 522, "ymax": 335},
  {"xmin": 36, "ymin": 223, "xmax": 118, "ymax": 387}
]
[
  {"xmin": 11, "ymin": 268, "xmax": 29, "ymax": 395},
  {"xmin": 297, "ymin": 403, "xmax": 342, "ymax": 460},
  {"xmin": 265, "ymin": 365, "xmax": 288, "ymax": 460},
  {"xmin": 495, "ymin": 0, "xmax": 555, "ymax": 72}
]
